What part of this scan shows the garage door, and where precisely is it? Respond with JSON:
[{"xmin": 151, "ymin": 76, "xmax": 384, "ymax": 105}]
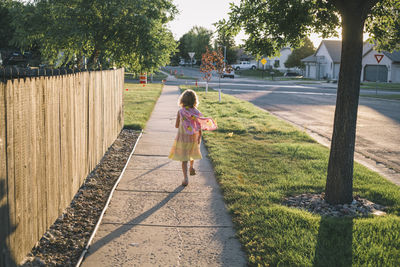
[{"xmin": 364, "ymin": 65, "xmax": 388, "ymax": 82}]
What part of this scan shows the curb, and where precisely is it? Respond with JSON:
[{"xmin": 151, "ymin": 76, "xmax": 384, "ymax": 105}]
[{"xmin": 75, "ymin": 130, "xmax": 144, "ymax": 267}]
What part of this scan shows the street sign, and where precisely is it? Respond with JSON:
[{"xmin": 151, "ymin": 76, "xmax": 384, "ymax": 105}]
[
  {"xmin": 374, "ymin": 54, "xmax": 384, "ymax": 63},
  {"xmin": 261, "ymin": 58, "xmax": 267, "ymax": 65},
  {"xmin": 188, "ymin": 52, "xmax": 195, "ymax": 59}
]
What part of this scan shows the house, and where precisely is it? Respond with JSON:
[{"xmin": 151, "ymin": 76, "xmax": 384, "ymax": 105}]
[
  {"xmin": 301, "ymin": 40, "xmax": 341, "ymax": 80},
  {"xmin": 361, "ymin": 42, "xmax": 400, "ymax": 83},
  {"xmin": 302, "ymin": 40, "xmax": 400, "ymax": 82},
  {"xmin": 260, "ymin": 47, "xmax": 293, "ymax": 71}
]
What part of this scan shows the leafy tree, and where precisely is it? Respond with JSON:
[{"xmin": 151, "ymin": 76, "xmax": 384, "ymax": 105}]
[
  {"xmin": 214, "ymin": 27, "xmax": 238, "ymax": 64},
  {"xmin": 177, "ymin": 26, "xmax": 213, "ymax": 63},
  {"xmin": 9, "ymin": 0, "xmax": 178, "ymax": 72},
  {"xmin": 218, "ymin": 0, "xmax": 400, "ymax": 204},
  {"xmin": 0, "ymin": 1, "xmax": 15, "ymax": 50},
  {"xmin": 285, "ymin": 37, "xmax": 315, "ymax": 69}
]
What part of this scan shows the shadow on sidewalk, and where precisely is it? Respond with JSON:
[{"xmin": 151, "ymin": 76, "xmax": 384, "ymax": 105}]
[
  {"xmin": 87, "ymin": 185, "xmax": 185, "ymax": 254},
  {"xmin": 132, "ymin": 161, "xmax": 171, "ymax": 181}
]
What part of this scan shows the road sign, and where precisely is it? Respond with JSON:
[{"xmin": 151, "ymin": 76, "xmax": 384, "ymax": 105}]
[
  {"xmin": 188, "ymin": 52, "xmax": 195, "ymax": 59},
  {"xmin": 261, "ymin": 58, "xmax": 267, "ymax": 65},
  {"xmin": 374, "ymin": 54, "xmax": 384, "ymax": 63}
]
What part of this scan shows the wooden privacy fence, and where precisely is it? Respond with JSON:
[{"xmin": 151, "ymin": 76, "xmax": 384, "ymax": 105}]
[{"xmin": 0, "ymin": 68, "xmax": 124, "ymax": 266}]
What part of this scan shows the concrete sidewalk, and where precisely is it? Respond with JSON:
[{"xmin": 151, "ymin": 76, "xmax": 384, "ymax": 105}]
[{"xmin": 81, "ymin": 85, "xmax": 246, "ymax": 266}]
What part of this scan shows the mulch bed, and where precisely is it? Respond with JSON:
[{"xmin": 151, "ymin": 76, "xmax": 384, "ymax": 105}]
[{"xmin": 22, "ymin": 129, "xmax": 141, "ymax": 267}]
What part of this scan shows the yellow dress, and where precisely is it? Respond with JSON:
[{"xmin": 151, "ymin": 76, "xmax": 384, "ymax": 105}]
[{"xmin": 168, "ymin": 116, "xmax": 202, "ymax": 161}]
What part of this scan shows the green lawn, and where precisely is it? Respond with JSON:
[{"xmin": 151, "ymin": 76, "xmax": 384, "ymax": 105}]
[
  {"xmin": 124, "ymin": 71, "xmax": 168, "ymax": 82},
  {"xmin": 237, "ymin": 69, "xmax": 318, "ymax": 82},
  {"xmin": 361, "ymin": 94, "xmax": 400, "ymax": 100},
  {"xmin": 360, "ymin": 82, "xmax": 400, "ymax": 91},
  {"xmin": 123, "ymin": 83, "xmax": 163, "ymax": 129},
  {"xmin": 237, "ymin": 69, "xmax": 283, "ymax": 80},
  {"xmin": 181, "ymin": 85, "xmax": 400, "ymax": 266},
  {"xmin": 175, "ymin": 74, "xmax": 198, "ymax": 80}
]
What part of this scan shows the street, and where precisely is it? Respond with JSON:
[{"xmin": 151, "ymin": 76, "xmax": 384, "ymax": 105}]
[{"xmin": 165, "ymin": 66, "xmax": 400, "ymax": 185}]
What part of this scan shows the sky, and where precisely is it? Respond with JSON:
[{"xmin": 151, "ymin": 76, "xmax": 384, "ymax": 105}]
[{"xmin": 168, "ymin": 0, "xmax": 341, "ymax": 48}]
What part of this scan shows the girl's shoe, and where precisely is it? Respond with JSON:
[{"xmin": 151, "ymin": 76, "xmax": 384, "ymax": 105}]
[
  {"xmin": 181, "ymin": 180, "xmax": 188, "ymax": 186},
  {"xmin": 189, "ymin": 168, "xmax": 196, "ymax": 176}
]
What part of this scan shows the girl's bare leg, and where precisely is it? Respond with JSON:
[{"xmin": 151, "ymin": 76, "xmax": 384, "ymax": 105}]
[
  {"xmin": 189, "ymin": 160, "xmax": 196, "ymax": 175},
  {"xmin": 182, "ymin": 161, "xmax": 188, "ymax": 185}
]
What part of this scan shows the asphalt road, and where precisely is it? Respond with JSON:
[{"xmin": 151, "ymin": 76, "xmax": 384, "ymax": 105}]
[{"xmin": 165, "ymin": 66, "xmax": 400, "ymax": 185}]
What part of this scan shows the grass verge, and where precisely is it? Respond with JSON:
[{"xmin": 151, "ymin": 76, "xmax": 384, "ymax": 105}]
[
  {"xmin": 124, "ymin": 71, "xmax": 168, "ymax": 81},
  {"xmin": 237, "ymin": 69, "xmax": 283, "ymax": 78},
  {"xmin": 361, "ymin": 94, "xmax": 400, "ymax": 100},
  {"xmin": 175, "ymin": 74, "xmax": 198, "ymax": 80},
  {"xmin": 181, "ymin": 85, "xmax": 400, "ymax": 266},
  {"xmin": 360, "ymin": 82, "xmax": 400, "ymax": 91},
  {"xmin": 124, "ymin": 83, "xmax": 163, "ymax": 129}
]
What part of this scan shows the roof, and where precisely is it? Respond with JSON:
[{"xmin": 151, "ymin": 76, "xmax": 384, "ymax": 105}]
[
  {"xmin": 383, "ymin": 50, "xmax": 400, "ymax": 63},
  {"xmin": 320, "ymin": 40, "xmax": 342, "ymax": 63},
  {"xmin": 301, "ymin": 55, "xmax": 317, "ymax": 62},
  {"xmin": 301, "ymin": 40, "xmax": 342, "ymax": 63}
]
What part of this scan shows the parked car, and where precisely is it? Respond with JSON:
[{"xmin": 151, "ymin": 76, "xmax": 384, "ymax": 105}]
[
  {"xmin": 232, "ymin": 61, "xmax": 257, "ymax": 70},
  {"xmin": 179, "ymin": 59, "xmax": 197, "ymax": 66},
  {"xmin": 3, "ymin": 51, "xmax": 29, "ymax": 67},
  {"xmin": 221, "ymin": 68, "xmax": 235, "ymax": 78}
]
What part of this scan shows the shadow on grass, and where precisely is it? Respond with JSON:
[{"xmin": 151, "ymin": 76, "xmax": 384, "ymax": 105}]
[
  {"xmin": 313, "ymin": 217, "xmax": 353, "ymax": 267},
  {"xmin": 0, "ymin": 179, "xmax": 18, "ymax": 267},
  {"xmin": 124, "ymin": 124, "xmax": 142, "ymax": 131}
]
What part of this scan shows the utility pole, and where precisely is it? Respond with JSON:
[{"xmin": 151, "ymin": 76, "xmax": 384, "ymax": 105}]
[{"xmin": 223, "ymin": 46, "xmax": 227, "ymax": 65}]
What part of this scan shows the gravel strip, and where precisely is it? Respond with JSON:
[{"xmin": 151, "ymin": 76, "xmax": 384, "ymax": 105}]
[
  {"xmin": 22, "ymin": 129, "xmax": 141, "ymax": 267},
  {"xmin": 283, "ymin": 193, "xmax": 387, "ymax": 218}
]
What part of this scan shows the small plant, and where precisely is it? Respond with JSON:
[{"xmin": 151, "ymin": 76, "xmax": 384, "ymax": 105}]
[{"xmin": 200, "ymin": 48, "xmax": 230, "ymax": 102}]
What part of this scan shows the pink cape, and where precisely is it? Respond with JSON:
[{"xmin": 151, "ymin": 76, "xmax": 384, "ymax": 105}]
[{"xmin": 179, "ymin": 107, "xmax": 217, "ymax": 135}]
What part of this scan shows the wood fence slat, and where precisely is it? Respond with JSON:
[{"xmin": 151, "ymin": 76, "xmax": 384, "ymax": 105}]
[
  {"xmin": 27, "ymin": 78, "xmax": 38, "ymax": 251},
  {"xmin": 0, "ymin": 82, "xmax": 10, "ymax": 266},
  {"xmin": 21, "ymin": 78, "xmax": 34, "ymax": 255},
  {"xmin": 35, "ymin": 77, "xmax": 46, "ymax": 242},
  {"xmin": 5, "ymin": 80, "xmax": 16, "ymax": 265},
  {"xmin": 13, "ymin": 79, "xmax": 25, "ymax": 259}
]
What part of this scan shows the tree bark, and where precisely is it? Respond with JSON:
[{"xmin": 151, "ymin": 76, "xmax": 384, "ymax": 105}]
[{"xmin": 325, "ymin": 2, "xmax": 367, "ymax": 204}]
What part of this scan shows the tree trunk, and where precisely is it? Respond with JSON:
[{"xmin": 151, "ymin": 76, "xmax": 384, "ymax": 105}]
[{"xmin": 325, "ymin": 3, "xmax": 366, "ymax": 204}]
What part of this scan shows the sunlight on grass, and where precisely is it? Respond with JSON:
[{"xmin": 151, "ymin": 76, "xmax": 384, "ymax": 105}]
[
  {"xmin": 124, "ymin": 83, "xmax": 162, "ymax": 129},
  {"xmin": 181, "ymin": 85, "xmax": 400, "ymax": 266}
]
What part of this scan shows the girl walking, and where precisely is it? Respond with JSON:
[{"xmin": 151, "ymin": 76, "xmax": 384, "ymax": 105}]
[{"xmin": 169, "ymin": 89, "xmax": 217, "ymax": 186}]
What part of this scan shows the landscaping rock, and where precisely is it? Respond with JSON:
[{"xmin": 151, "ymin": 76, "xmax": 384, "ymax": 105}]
[
  {"xmin": 282, "ymin": 192, "xmax": 387, "ymax": 218},
  {"xmin": 21, "ymin": 129, "xmax": 140, "ymax": 267}
]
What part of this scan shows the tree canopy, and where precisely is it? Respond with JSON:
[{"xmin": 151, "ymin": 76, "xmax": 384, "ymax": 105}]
[
  {"xmin": 284, "ymin": 37, "xmax": 315, "ymax": 69},
  {"xmin": 3, "ymin": 0, "xmax": 178, "ymax": 72},
  {"xmin": 217, "ymin": 0, "xmax": 399, "ymax": 57},
  {"xmin": 218, "ymin": 0, "xmax": 400, "ymax": 204},
  {"xmin": 177, "ymin": 26, "xmax": 213, "ymax": 62},
  {"xmin": 0, "ymin": 1, "xmax": 15, "ymax": 50},
  {"xmin": 214, "ymin": 27, "xmax": 238, "ymax": 64}
]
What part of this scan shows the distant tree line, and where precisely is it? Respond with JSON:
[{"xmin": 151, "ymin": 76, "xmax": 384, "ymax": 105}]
[
  {"xmin": 0, "ymin": 0, "xmax": 178, "ymax": 73},
  {"xmin": 171, "ymin": 25, "xmax": 238, "ymax": 66}
]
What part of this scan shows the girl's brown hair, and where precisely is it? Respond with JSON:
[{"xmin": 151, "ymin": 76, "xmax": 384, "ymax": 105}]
[{"xmin": 178, "ymin": 89, "xmax": 199, "ymax": 108}]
